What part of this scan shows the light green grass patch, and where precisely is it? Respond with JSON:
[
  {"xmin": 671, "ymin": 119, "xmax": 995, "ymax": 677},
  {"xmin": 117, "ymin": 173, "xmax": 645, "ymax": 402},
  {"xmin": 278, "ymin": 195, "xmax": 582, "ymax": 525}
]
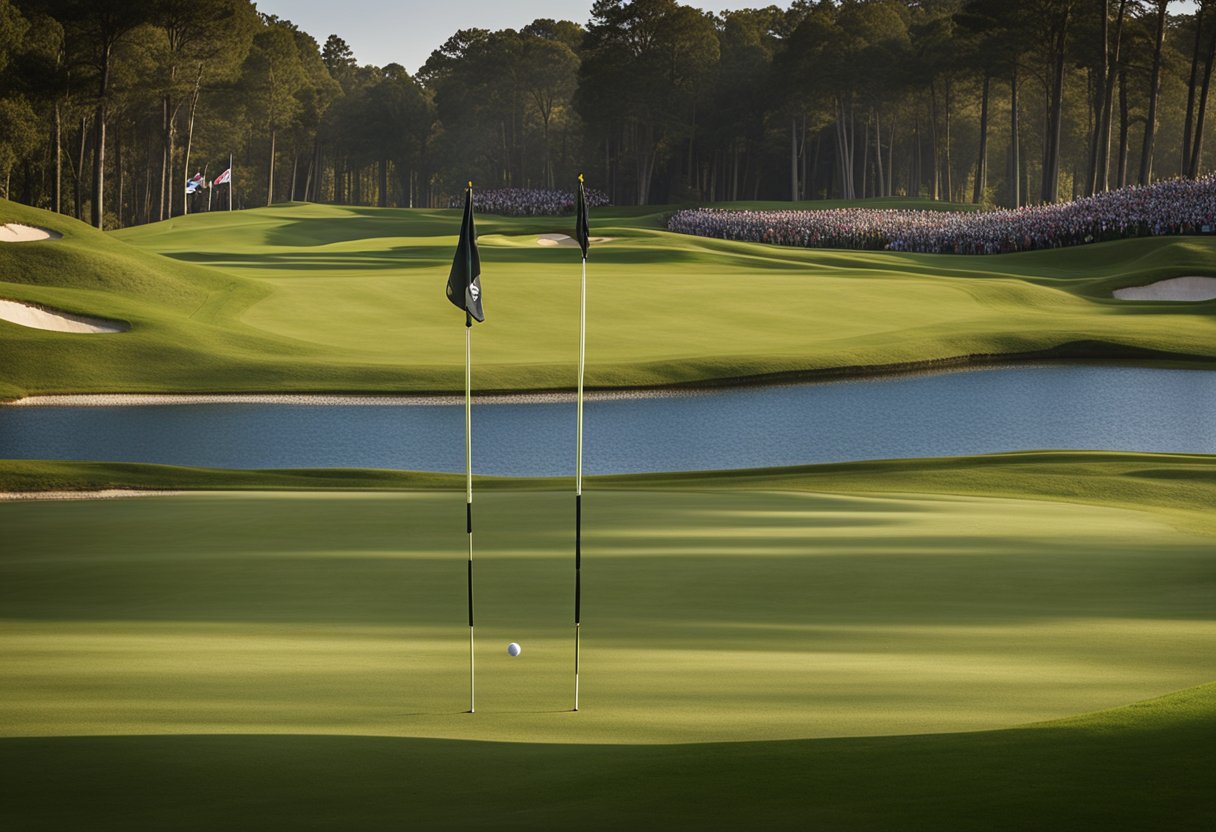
[{"xmin": 2, "ymin": 197, "xmax": 1214, "ymax": 398}]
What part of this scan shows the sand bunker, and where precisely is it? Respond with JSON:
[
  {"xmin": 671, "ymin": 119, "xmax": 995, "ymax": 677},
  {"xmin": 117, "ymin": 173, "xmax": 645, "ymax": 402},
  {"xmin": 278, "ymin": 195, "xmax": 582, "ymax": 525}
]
[
  {"xmin": 0, "ymin": 223, "xmax": 62, "ymax": 242},
  {"xmin": 536, "ymin": 233, "xmax": 616, "ymax": 247},
  {"xmin": 0, "ymin": 299, "xmax": 128, "ymax": 333},
  {"xmin": 1113, "ymin": 276, "xmax": 1216, "ymax": 301}
]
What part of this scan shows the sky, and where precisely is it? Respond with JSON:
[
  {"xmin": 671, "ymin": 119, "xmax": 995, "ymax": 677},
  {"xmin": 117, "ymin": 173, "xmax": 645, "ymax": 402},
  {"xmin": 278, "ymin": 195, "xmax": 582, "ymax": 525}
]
[{"xmin": 254, "ymin": 0, "xmax": 778, "ymax": 75}]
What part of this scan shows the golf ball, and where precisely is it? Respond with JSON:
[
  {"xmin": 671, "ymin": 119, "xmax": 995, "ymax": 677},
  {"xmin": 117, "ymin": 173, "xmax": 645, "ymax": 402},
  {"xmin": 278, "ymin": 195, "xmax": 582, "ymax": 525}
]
[{"xmin": 507, "ymin": 642, "xmax": 521, "ymax": 657}]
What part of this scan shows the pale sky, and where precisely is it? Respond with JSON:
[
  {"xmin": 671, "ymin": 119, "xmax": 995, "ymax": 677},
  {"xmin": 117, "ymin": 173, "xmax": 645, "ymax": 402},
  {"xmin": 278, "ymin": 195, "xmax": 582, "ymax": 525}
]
[{"xmin": 254, "ymin": 0, "xmax": 781, "ymax": 75}]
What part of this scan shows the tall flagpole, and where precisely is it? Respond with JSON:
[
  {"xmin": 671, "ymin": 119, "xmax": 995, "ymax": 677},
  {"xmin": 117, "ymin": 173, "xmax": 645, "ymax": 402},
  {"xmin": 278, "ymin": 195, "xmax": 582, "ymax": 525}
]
[
  {"xmin": 447, "ymin": 180, "xmax": 482, "ymax": 715},
  {"xmin": 574, "ymin": 251, "xmax": 585, "ymax": 711},
  {"xmin": 228, "ymin": 154, "xmax": 233, "ymax": 212},
  {"xmin": 465, "ymin": 310, "xmax": 475, "ymax": 714},
  {"xmin": 574, "ymin": 174, "xmax": 588, "ymax": 712}
]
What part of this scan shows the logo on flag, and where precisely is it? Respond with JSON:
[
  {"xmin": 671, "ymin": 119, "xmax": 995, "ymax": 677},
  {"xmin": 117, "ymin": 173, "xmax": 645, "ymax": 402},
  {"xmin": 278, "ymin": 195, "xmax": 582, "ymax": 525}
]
[{"xmin": 213, "ymin": 168, "xmax": 232, "ymax": 187}]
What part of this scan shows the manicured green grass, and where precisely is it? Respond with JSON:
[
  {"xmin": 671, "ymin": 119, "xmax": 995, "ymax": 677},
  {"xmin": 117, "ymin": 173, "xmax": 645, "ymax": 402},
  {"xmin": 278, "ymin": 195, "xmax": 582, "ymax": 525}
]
[
  {"xmin": 1, "ymin": 454, "xmax": 1213, "ymax": 827},
  {"xmin": 2, "ymin": 684, "xmax": 1212, "ymax": 831},
  {"xmin": 2, "ymin": 197, "xmax": 1214, "ymax": 399}
]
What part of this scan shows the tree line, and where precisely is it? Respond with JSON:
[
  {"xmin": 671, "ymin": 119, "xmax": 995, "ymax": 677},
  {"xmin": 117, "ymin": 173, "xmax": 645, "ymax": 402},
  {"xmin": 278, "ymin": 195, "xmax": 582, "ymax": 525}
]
[{"xmin": 1, "ymin": 0, "xmax": 1215, "ymax": 227}]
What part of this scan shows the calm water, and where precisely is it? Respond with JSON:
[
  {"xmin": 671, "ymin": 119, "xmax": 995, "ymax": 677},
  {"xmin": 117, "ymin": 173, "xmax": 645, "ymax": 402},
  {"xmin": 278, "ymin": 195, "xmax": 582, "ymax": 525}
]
[{"xmin": 2, "ymin": 366, "xmax": 1214, "ymax": 475}]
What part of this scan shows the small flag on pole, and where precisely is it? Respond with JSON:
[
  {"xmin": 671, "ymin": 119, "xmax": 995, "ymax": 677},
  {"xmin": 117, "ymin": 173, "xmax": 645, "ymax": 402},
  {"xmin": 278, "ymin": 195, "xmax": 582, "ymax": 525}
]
[
  {"xmin": 185, "ymin": 172, "xmax": 206, "ymax": 194},
  {"xmin": 446, "ymin": 184, "xmax": 484, "ymax": 323},
  {"xmin": 575, "ymin": 173, "xmax": 590, "ymax": 259},
  {"xmin": 212, "ymin": 168, "xmax": 232, "ymax": 187}
]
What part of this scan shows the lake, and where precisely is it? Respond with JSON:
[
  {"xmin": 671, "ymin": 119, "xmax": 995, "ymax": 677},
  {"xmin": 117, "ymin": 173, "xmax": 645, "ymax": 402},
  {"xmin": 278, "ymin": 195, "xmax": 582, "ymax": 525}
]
[{"xmin": 2, "ymin": 365, "xmax": 1214, "ymax": 475}]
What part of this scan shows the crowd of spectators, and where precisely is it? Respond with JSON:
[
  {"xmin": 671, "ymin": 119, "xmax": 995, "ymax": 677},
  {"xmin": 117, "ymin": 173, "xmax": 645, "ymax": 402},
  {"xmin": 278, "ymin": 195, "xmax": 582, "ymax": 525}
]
[
  {"xmin": 452, "ymin": 187, "xmax": 611, "ymax": 216},
  {"xmin": 666, "ymin": 177, "xmax": 1216, "ymax": 254}
]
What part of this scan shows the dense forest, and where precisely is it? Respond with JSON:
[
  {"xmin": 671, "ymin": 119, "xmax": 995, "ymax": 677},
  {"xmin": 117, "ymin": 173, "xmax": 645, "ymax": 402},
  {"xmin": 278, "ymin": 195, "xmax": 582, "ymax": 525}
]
[{"xmin": 2, "ymin": 0, "xmax": 1215, "ymax": 226}]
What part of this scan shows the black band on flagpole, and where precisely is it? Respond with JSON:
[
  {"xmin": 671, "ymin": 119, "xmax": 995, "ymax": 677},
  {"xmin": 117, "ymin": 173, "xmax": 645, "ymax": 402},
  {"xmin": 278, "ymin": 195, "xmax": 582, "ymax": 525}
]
[
  {"xmin": 466, "ymin": 502, "xmax": 472, "ymax": 534},
  {"xmin": 575, "ymin": 494, "xmax": 582, "ymax": 624}
]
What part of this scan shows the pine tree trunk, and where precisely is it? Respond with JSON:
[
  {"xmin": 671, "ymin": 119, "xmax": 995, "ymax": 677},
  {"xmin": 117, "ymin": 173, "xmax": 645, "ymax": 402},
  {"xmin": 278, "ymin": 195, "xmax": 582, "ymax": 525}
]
[
  {"xmin": 1139, "ymin": 0, "xmax": 1169, "ymax": 185},
  {"xmin": 875, "ymin": 109, "xmax": 885, "ymax": 197},
  {"xmin": 266, "ymin": 128, "xmax": 276, "ymax": 206},
  {"xmin": 1117, "ymin": 65, "xmax": 1130, "ymax": 188},
  {"xmin": 944, "ymin": 78, "xmax": 953, "ymax": 201},
  {"xmin": 1088, "ymin": 0, "xmax": 1109, "ymax": 194},
  {"xmin": 92, "ymin": 44, "xmax": 111, "ymax": 229},
  {"xmin": 52, "ymin": 100, "xmax": 62, "ymax": 214},
  {"xmin": 1010, "ymin": 64, "xmax": 1021, "ymax": 208},
  {"xmin": 1043, "ymin": 15, "xmax": 1068, "ymax": 203},
  {"xmin": 1097, "ymin": 0, "xmax": 1128, "ymax": 192},
  {"xmin": 1182, "ymin": 2, "xmax": 1206, "ymax": 174},
  {"xmin": 974, "ymin": 74, "xmax": 990, "ymax": 203},
  {"xmin": 1190, "ymin": 10, "xmax": 1216, "ymax": 176},
  {"xmin": 115, "ymin": 126, "xmax": 124, "ymax": 228},
  {"xmin": 790, "ymin": 117, "xmax": 799, "ymax": 201},
  {"xmin": 929, "ymin": 84, "xmax": 940, "ymax": 200},
  {"xmin": 181, "ymin": 67, "xmax": 202, "ymax": 216}
]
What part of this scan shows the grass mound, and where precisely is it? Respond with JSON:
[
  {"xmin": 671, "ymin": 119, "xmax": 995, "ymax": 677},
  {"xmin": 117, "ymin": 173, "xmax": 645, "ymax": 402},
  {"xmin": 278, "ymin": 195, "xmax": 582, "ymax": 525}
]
[{"xmin": 2, "ymin": 197, "xmax": 1214, "ymax": 400}]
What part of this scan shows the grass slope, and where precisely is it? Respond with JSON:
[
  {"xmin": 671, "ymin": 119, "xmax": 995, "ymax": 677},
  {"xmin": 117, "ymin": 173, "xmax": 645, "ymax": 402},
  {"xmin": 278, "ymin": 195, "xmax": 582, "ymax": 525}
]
[
  {"xmin": 2, "ymin": 197, "xmax": 1214, "ymax": 399},
  {"xmin": 1, "ymin": 454, "xmax": 1213, "ymax": 827},
  {"xmin": 2, "ymin": 684, "xmax": 1212, "ymax": 831}
]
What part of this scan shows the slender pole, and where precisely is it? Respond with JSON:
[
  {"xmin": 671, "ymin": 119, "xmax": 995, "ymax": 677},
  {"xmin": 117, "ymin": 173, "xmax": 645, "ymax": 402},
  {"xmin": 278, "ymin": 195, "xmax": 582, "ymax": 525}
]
[
  {"xmin": 574, "ymin": 254, "xmax": 586, "ymax": 711},
  {"xmin": 228, "ymin": 154, "xmax": 233, "ymax": 212},
  {"xmin": 465, "ymin": 313, "xmax": 475, "ymax": 713}
]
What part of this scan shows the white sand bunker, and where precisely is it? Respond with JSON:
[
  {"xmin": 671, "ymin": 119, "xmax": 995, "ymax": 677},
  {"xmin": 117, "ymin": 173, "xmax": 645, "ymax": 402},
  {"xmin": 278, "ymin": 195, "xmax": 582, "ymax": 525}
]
[
  {"xmin": 536, "ymin": 233, "xmax": 616, "ymax": 247},
  {"xmin": 1113, "ymin": 276, "xmax": 1216, "ymax": 302},
  {"xmin": 0, "ymin": 223, "xmax": 62, "ymax": 242},
  {"xmin": 0, "ymin": 299, "xmax": 128, "ymax": 333}
]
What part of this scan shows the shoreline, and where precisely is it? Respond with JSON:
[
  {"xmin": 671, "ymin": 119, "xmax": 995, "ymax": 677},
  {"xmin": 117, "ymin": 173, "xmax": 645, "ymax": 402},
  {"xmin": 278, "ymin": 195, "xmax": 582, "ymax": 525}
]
[
  {"xmin": 0, "ymin": 489, "xmax": 188, "ymax": 502},
  {"xmin": 4, "ymin": 345, "xmax": 1214, "ymax": 407}
]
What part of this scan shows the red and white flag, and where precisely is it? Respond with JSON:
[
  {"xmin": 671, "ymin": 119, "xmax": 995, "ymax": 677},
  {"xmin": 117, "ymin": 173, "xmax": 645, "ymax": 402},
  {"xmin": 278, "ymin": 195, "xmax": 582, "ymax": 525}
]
[{"xmin": 212, "ymin": 168, "xmax": 232, "ymax": 187}]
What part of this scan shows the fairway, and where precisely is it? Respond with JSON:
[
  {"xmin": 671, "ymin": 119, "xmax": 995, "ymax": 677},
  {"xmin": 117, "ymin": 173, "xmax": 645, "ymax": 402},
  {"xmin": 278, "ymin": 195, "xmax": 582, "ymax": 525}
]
[
  {"xmin": 2, "ymin": 454, "xmax": 1214, "ymax": 827},
  {"xmin": 3, "ymin": 197, "xmax": 1216, "ymax": 401}
]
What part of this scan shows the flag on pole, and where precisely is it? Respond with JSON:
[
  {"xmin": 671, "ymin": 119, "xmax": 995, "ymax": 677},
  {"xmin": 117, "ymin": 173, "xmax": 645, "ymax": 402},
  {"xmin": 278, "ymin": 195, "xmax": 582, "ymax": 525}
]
[
  {"xmin": 575, "ymin": 174, "xmax": 590, "ymax": 259},
  {"xmin": 185, "ymin": 172, "xmax": 206, "ymax": 194},
  {"xmin": 212, "ymin": 168, "xmax": 232, "ymax": 187},
  {"xmin": 446, "ymin": 184, "xmax": 484, "ymax": 323},
  {"xmin": 447, "ymin": 182, "xmax": 482, "ymax": 714},
  {"xmin": 573, "ymin": 173, "xmax": 589, "ymax": 711}
]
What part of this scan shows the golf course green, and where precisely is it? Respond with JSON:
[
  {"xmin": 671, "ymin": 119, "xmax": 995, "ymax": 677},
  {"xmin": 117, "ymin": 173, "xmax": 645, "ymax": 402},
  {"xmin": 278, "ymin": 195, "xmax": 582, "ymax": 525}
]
[
  {"xmin": 2, "ymin": 196, "xmax": 1214, "ymax": 827},
  {"xmin": 2, "ymin": 195, "xmax": 1215, "ymax": 402},
  {"xmin": 1, "ymin": 453, "xmax": 1214, "ymax": 827}
]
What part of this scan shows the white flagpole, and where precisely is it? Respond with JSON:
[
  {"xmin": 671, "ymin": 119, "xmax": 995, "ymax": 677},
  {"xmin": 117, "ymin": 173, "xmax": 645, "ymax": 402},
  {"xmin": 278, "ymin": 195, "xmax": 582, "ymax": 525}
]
[
  {"xmin": 228, "ymin": 154, "xmax": 233, "ymax": 212},
  {"xmin": 465, "ymin": 312, "xmax": 475, "ymax": 714},
  {"xmin": 574, "ymin": 251, "xmax": 586, "ymax": 711}
]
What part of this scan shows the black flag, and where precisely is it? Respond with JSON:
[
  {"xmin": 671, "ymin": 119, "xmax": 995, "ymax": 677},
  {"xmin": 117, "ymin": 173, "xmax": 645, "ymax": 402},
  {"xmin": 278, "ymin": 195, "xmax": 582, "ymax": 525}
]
[
  {"xmin": 575, "ymin": 174, "xmax": 590, "ymax": 259},
  {"xmin": 446, "ymin": 183, "xmax": 484, "ymax": 323}
]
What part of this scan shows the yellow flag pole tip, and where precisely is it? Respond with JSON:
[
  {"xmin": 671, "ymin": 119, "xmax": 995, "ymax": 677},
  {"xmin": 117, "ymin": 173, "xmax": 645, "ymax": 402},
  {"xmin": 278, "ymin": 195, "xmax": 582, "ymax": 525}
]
[
  {"xmin": 467, "ymin": 181, "xmax": 472, "ymax": 189},
  {"xmin": 578, "ymin": 173, "xmax": 584, "ymax": 183}
]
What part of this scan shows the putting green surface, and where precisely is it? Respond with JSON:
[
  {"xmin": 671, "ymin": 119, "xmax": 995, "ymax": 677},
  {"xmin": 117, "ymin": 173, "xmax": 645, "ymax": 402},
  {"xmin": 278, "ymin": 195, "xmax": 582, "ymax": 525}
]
[
  {"xmin": 2, "ymin": 454, "xmax": 1213, "ymax": 827},
  {"xmin": 2, "ymin": 197, "xmax": 1215, "ymax": 399}
]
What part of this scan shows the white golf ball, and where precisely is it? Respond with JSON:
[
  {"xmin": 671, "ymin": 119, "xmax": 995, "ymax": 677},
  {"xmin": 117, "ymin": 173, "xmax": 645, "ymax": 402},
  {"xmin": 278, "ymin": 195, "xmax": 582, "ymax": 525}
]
[{"xmin": 507, "ymin": 642, "xmax": 521, "ymax": 657}]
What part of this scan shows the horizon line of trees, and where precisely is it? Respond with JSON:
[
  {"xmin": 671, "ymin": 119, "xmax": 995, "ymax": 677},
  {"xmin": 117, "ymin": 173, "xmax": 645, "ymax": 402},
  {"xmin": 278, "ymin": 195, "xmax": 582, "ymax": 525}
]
[{"xmin": 2, "ymin": 0, "xmax": 1216, "ymax": 228}]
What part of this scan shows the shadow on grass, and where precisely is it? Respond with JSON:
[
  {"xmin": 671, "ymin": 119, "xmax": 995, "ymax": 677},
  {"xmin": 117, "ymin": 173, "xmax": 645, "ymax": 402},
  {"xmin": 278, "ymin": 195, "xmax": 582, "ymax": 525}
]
[{"xmin": 2, "ymin": 683, "xmax": 1212, "ymax": 831}]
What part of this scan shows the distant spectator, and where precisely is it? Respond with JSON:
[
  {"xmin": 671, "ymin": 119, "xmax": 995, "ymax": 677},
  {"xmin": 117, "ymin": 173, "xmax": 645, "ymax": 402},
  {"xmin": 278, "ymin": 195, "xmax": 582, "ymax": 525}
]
[
  {"xmin": 453, "ymin": 187, "xmax": 611, "ymax": 216},
  {"xmin": 667, "ymin": 177, "xmax": 1216, "ymax": 255}
]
